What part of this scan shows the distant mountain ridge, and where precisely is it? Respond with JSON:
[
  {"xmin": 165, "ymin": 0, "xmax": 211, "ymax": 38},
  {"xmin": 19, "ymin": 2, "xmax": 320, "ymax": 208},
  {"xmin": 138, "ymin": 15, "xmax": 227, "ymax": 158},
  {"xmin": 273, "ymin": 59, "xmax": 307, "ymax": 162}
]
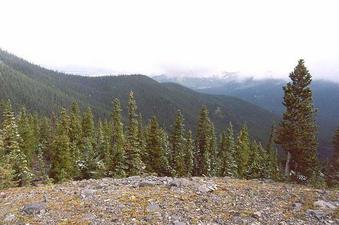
[
  {"xmin": 153, "ymin": 75, "xmax": 339, "ymax": 159},
  {"xmin": 0, "ymin": 49, "xmax": 278, "ymax": 144}
]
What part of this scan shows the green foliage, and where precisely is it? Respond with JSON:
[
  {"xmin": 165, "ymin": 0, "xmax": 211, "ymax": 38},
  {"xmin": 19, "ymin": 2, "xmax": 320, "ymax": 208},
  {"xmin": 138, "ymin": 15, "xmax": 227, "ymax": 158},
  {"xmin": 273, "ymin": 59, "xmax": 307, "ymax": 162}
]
[
  {"xmin": 266, "ymin": 125, "xmax": 281, "ymax": 180},
  {"xmin": 219, "ymin": 123, "xmax": 238, "ymax": 177},
  {"xmin": 276, "ymin": 59, "xmax": 320, "ymax": 182},
  {"xmin": 145, "ymin": 117, "xmax": 172, "ymax": 176},
  {"xmin": 2, "ymin": 102, "xmax": 32, "ymax": 186},
  {"xmin": 111, "ymin": 99, "xmax": 126, "ymax": 177},
  {"xmin": 125, "ymin": 92, "xmax": 145, "ymax": 176},
  {"xmin": 236, "ymin": 125, "xmax": 250, "ymax": 178},
  {"xmin": 327, "ymin": 128, "xmax": 339, "ymax": 187},
  {"xmin": 247, "ymin": 141, "xmax": 267, "ymax": 179},
  {"xmin": 194, "ymin": 106, "xmax": 213, "ymax": 176},
  {"xmin": 184, "ymin": 130, "xmax": 194, "ymax": 177},
  {"xmin": 170, "ymin": 110, "xmax": 186, "ymax": 177}
]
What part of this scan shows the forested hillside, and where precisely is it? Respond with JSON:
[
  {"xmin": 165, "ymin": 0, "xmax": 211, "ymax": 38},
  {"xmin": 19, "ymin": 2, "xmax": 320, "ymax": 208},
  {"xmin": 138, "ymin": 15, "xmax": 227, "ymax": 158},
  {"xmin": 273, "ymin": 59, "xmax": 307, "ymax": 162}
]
[
  {"xmin": 154, "ymin": 75, "xmax": 339, "ymax": 159},
  {"xmin": 0, "ymin": 49, "xmax": 278, "ymax": 141}
]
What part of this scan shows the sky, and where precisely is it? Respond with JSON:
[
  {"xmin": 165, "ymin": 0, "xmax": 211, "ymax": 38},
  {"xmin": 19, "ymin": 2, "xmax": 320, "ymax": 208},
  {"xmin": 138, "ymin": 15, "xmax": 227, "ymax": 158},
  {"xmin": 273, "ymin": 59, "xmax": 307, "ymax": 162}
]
[{"xmin": 0, "ymin": 0, "xmax": 339, "ymax": 80}]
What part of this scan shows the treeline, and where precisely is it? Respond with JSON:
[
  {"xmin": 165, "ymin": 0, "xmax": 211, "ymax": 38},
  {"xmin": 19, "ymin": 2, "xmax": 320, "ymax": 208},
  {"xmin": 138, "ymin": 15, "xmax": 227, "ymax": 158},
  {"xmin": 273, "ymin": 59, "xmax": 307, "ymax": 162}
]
[
  {"xmin": 0, "ymin": 92, "xmax": 280, "ymax": 189},
  {"xmin": 0, "ymin": 60, "xmax": 338, "ymax": 189}
]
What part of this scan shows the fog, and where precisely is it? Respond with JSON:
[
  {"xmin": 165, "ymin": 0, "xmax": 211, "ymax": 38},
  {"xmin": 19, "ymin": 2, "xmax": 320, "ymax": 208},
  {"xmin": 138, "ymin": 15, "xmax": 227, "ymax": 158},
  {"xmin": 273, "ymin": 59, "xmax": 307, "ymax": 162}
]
[{"xmin": 1, "ymin": 0, "xmax": 338, "ymax": 81}]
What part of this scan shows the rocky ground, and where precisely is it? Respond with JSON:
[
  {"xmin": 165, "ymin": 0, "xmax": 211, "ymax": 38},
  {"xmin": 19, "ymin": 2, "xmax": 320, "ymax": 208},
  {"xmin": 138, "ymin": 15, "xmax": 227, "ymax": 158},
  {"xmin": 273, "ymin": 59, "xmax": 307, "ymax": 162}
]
[{"xmin": 0, "ymin": 176, "xmax": 338, "ymax": 225}]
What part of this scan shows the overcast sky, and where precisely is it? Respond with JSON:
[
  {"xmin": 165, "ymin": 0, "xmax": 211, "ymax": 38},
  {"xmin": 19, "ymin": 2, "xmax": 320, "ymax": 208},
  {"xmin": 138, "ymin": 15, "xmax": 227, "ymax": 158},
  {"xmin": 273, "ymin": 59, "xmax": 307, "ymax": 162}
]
[{"xmin": 1, "ymin": 0, "xmax": 339, "ymax": 80}]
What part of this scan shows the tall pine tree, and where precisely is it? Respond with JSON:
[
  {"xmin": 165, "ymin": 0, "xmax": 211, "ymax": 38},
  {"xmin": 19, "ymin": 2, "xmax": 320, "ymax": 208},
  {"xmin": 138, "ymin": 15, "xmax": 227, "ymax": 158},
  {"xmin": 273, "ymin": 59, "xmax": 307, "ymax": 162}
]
[
  {"xmin": 194, "ymin": 106, "xmax": 212, "ymax": 176},
  {"xmin": 111, "ymin": 98, "xmax": 126, "ymax": 177},
  {"xmin": 2, "ymin": 102, "xmax": 32, "ymax": 186},
  {"xmin": 145, "ymin": 117, "xmax": 172, "ymax": 176},
  {"xmin": 125, "ymin": 92, "xmax": 145, "ymax": 176},
  {"xmin": 235, "ymin": 125, "xmax": 250, "ymax": 178},
  {"xmin": 327, "ymin": 128, "xmax": 339, "ymax": 186},
  {"xmin": 276, "ymin": 59, "xmax": 320, "ymax": 183},
  {"xmin": 170, "ymin": 110, "xmax": 186, "ymax": 176}
]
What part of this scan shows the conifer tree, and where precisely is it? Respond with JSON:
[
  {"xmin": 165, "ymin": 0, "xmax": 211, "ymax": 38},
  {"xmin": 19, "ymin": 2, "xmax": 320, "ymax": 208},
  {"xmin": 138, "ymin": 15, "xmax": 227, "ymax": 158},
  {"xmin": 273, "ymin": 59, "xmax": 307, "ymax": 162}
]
[
  {"xmin": 219, "ymin": 123, "xmax": 238, "ymax": 177},
  {"xmin": 95, "ymin": 121, "xmax": 110, "ymax": 176},
  {"xmin": 235, "ymin": 125, "xmax": 250, "ymax": 178},
  {"xmin": 80, "ymin": 107, "xmax": 98, "ymax": 178},
  {"xmin": 170, "ymin": 110, "xmax": 186, "ymax": 176},
  {"xmin": 194, "ymin": 106, "xmax": 212, "ymax": 176},
  {"xmin": 2, "ymin": 102, "xmax": 32, "ymax": 186},
  {"xmin": 111, "ymin": 98, "xmax": 126, "ymax": 177},
  {"xmin": 184, "ymin": 130, "xmax": 194, "ymax": 176},
  {"xmin": 69, "ymin": 102, "xmax": 83, "ymax": 177},
  {"xmin": 82, "ymin": 107, "xmax": 95, "ymax": 143},
  {"xmin": 49, "ymin": 108, "xmax": 73, "ymax": 182},
  {"xmin": 138, "ymin": 114, "xmax": 147, "ymax": 164},
  {"xmin": 327, "ymin": 128, "xmax": 339, "ymax": 186},
  {"xmin": 145, "ymin": 117, "xmax": 172, "ymax": 176},
  {"xmin": 276, "ymin": 59, "xmax": 320, "ymax": 182},
  {"xmin": 266, "ymin": 125, "xmax": 280, "ymax": 180},
  {"xmin": 125, "ymin": 92, "xmax": 144, "ymax": 176},
  {"xmin": 247, "ymin": 141, "xmax": 267, "ymax": 179},
  {"xmin": 0, "ymin": 129, "xmax": 15, "ymax": 188},
  {"xmin": 209, "ymin": 123, "xmax": 217, "ymax": 176},
  {"xmin": 17, "ymin": 107, "xmax": 35, "ymax": 166}
]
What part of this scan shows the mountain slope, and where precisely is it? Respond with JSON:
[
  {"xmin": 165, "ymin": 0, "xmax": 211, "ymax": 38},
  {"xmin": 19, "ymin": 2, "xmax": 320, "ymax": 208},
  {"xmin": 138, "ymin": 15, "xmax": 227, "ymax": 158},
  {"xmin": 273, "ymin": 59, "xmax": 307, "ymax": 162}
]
[
  {"xmin": 153, "ymin": 75, "xmax": 339, "ymax": 159},
  {"xmin": 0, "ymin": 49, "xmax": 278, "ymax": 142}
]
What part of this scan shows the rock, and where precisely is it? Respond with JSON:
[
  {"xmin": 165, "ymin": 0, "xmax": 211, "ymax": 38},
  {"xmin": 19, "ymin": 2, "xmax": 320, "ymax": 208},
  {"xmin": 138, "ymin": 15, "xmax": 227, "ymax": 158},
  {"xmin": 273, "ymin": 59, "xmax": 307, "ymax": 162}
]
[
  {"xmin": 197, "ymin": 182, "xmax": 217, "ymax": 193},
  {"xmin": 252, "ymin": 211, "xmax": 262, "ymax": 220},
  {"xmin": 147, "ymin": 203, "xmax": 161, "ymax": 213},
  {"xmin": 168, "ymin": 178, "xmax": 190, "ymax": 188},
  {"xmin": 138, "ymin": 181, "xmax": 157, "ymax": 187},
  {"xmin": 292, "ymin": 202, "xmax": 302, "ymax": 212},
  {"xmin": 80, "ymin": 188, "xmax": 97, "ymax": 199},
  {"xmin": 314, "ymin": 200, "xmax": 337, "ymax": 210},
  {"xmin": 306, "ymin": 209, "xmax": 329, "ymax": 220},
  {"xmin": 22, "ymin": 203, "xmax": 47, "ymax": 215},
  {"xmin": 173, "ymin": 222, "xmax": 186, "ymax": 225},
  {"xmin": 4, "ymin": 214, "xmax": 16, "ymax": 222}
]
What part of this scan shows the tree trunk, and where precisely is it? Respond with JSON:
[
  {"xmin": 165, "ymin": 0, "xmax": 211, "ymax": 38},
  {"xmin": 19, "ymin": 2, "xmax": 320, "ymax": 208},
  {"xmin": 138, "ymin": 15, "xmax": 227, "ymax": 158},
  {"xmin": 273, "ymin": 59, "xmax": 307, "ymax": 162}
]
[{"xmin": 285, "ymin": 151, "xmax": 291, "ymax": 177}]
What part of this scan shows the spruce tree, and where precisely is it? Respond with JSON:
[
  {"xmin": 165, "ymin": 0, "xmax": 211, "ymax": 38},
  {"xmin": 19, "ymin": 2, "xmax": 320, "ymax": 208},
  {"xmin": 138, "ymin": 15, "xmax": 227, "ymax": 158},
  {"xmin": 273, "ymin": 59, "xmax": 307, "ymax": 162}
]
[
  {"xmin": 69, "ymin": 102, "xmax": 83, "ymax": 177},
  {"xmin": 170, "ymin": 110, "xmax": 186, "ymax": 176},
  {"xmin": 184, "ymin": 130, "xmax": 194, "ymax": 176},
  {"xmin": 266, "ymin": 125, "xmax": 280, "ymax": 180},
  {"xmin": 17, "ymin": 107, "xmax": 35, "ymax": 166},
  {"xmin": 209, "ymin": 123, "xmax": 217, "ymax": 176},
  {"xmin": 0, "ymin": 128, "xmax": 15, "ymax": 188},
  {"xmin": 80, "ymin": 107, "xmax": 98, "ymax": 178},
  {"xmin": 327, "ymin": 128, "xmax": 339, "ymax": 186},
  {"xmin": 2, "ymin": 102, "xmax": 32, "ymax": 186},
  {"xmin": 49, "ymin": 108, "xmax": 73, "ymax": 182},
  {"xmin": 219, "ymin": 123, "xmax": 238, "ymax": 177},
  {"xmin": 194, "ymin": 106, "xmax": 212, "ymax": 176},
  {"xmin": 276, "ymin": 59, "xmax": 320, "ymax": 182},
  {"xmin": 145, "ymin": 117, "xmax": 172, "ymax": 176},
  {"xmin": 125, "ymin": 92, "xmax": 144, "ymax": 176},
  {"xmin": 247, "ymin": 141, "xmax": 266, "ymax": 179},
  {"xmin": 235, "ymin": 125, "xmax": 251, "ymax": 178},
  {"xmin": 111, "ymin": 98, "xmax": 126, "ymax": 177}
]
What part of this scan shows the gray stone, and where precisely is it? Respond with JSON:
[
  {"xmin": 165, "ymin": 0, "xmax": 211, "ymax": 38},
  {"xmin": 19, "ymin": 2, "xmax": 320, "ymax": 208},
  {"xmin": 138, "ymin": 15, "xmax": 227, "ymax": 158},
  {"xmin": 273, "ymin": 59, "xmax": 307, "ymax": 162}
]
[
  {"xmin": 80, "ymin": 188, "xmax": 97, "ymax": 199},
  {"xmin": 252, "ymin": 211, "xmax": 262, "ymax": 220},
  {"xmin": 168, "ymin": 178, "xmax": 190, "ymax": 188},
  {"xmin": 147, "ymin": 203, "xmax": 161, "ymax": 213},
  {"xmin": 4, "ymin": 214, "xmax": 16, "ymax": 222},
  {"xmin": 197, "ymin": 182, "xmax": 217, "ymax": 193},
  {"xmin": 306, "ymin": 209, "xmax": 329, "ymax": 220},
  {"xmin": 292, "ymin": 202, "xmax": 302, "ymax": 211},
  {"xmin": 138, "ymin": 181, "xmax": 157, "ymax": 187},
  {"xmin": 173, "ymin": 222, "xmax": 186, "ymax": 225},
  {"xmin": 314, "ymin": 200, "xmax": 337, "ymax": 210},
  {"xmin": 22, "ymin": 203, "xmax": 47, "ymax": 215}
]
